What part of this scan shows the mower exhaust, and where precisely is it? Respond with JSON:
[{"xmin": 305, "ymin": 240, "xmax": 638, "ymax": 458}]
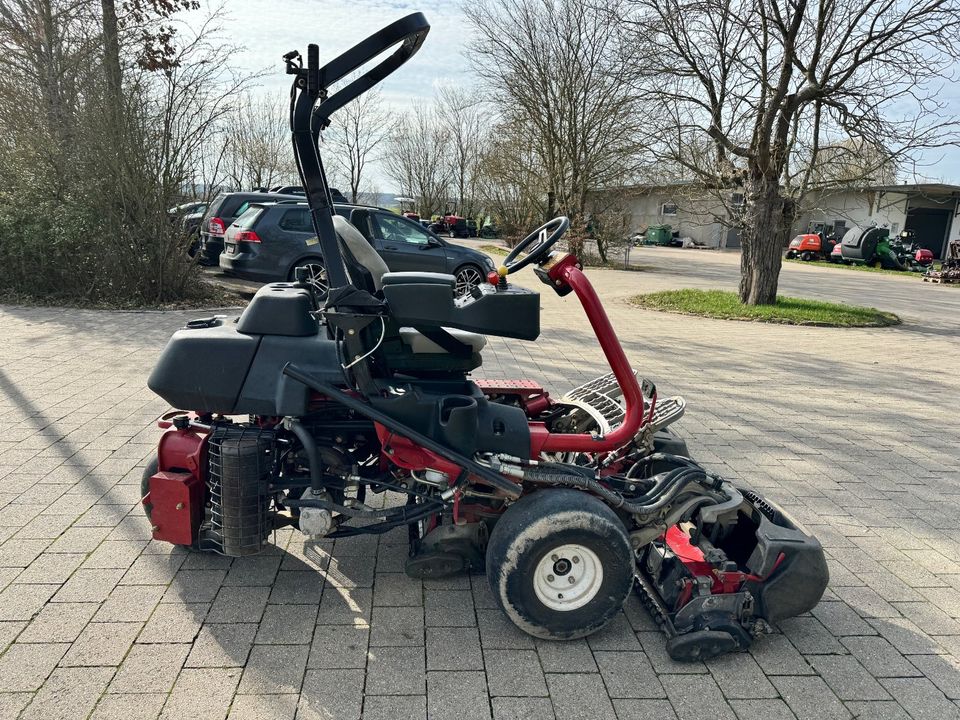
[{"xmin": 634, "ymin": 489, "xmax": 828, "ymax": 661}]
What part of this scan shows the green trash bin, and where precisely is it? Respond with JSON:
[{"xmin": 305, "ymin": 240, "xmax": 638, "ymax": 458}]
[{"xmin": 644, "ymin": 225, "xmax": 673, "ymax": 246}]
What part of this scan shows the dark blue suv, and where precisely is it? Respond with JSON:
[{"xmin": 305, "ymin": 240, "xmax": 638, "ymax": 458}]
[{"xmin": 219, "ymin": 202, "xmax": 496, "ymax": 297}]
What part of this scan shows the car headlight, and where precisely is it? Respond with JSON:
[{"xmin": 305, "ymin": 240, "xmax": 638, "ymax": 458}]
[{"xmin": 482, "ymin": 255, "xmax": 496, "ymax": 271}]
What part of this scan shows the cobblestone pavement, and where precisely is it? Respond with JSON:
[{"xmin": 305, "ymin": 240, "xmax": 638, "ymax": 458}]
[{"xmin": 0, "ymin": 257, "xmax": 958, "ymax": 720}]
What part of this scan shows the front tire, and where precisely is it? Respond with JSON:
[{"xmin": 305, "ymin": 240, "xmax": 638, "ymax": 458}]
[{"xmin": 486, "ymin": 489, "xmax": 634, "ymax": 640}]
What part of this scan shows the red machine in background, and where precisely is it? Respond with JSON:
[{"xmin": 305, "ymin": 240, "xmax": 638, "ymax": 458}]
[{"xmin": 786, "ymin": 233, "xmax": 837, "ymax": 261}]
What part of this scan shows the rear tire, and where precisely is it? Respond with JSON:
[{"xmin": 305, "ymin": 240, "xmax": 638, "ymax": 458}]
[
  {"xmin": 141, "ymin": 457, "xmax": 159, "ymax": 522},
  {"xmin": 486, "ymin": 489, "xmax": 634, "ymax": 640}
]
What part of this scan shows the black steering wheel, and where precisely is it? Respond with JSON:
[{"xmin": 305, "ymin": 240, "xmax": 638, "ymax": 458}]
[{"xmin": 502, "ymin": 216, "xmax": 570, "ymax": 274}]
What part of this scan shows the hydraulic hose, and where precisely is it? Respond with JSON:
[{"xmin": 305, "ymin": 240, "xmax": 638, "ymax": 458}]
[
  {"xmin": 287, "ymin": 419, "xmax": 323, "ymax": 493},
  {"xmin": 523, "ymin": 465, "xmax": 724, "ymax": 517}
]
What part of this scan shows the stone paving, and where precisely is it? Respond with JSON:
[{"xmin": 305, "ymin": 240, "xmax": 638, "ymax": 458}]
[{"xmin": 0, "ymin": 256, "xmax": 958, "ymax": 719}]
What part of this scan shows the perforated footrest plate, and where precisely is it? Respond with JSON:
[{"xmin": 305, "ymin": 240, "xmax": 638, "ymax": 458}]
[{"xmin": 559, "ymin": 370, "xmax": 685, "ymax": 435}]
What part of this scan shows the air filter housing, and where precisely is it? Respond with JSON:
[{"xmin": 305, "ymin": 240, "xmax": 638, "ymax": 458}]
[{"xmin": 203, "ymin": 425, "xmax": 275, "ymax": 556}]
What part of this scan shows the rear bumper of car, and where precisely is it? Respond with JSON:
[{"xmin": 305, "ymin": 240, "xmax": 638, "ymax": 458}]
[
  {"xmin": 219, "ymin": 249, "xmax": 280, "ymax": 284},
  {"xmin": 199, "ymin": 235, "xmax": 224, "ymax": 265}
]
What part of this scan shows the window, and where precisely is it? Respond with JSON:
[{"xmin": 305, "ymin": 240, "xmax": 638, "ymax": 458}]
[
  {"xmin": 730, "ymin": 193, "xmax": 745, "ymax": 208},
  {"xmin": 661, "ymin": 203, "xmax": 678, "ymax": 216},
  {"xmin": 373, "ymin": 213, "xmax": 435, "ymax": 245},
  {"xmin": 279, "ymin": 208, "xmax": 313, "ymax": 232},
  {"xmin": 233, "ymin": 206, "xmax": 264, "ymax": 229}
]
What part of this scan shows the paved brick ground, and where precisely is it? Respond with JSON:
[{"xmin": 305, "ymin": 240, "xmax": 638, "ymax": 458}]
[{"xmin": 0, "ymin": 257, "xmax": 958, "ymax": 719}]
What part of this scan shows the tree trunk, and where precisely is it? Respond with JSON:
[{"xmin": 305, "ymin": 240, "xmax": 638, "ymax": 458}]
[
  {"xmin": 100, "ymin": 0, "xmax": 122, "ymax": 108},
  {"xmin": 739, "ymin": 175, "xmax": 790, "ymax": 305}
]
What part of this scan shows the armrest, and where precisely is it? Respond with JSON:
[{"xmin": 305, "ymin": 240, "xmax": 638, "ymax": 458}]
[{"xmin": 381, "ymin": 272, "xmax": 455, "ymax": 288}]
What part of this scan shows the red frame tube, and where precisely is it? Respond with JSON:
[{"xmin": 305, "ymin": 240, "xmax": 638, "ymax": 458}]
[{"xmin": 530, "ymin": 263, "xmax": 645, "ymax": 454}]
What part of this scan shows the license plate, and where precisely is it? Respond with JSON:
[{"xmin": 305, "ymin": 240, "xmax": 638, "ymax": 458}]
[{"xmin": 225, "ymin": 243, "xmax": 236, "ymax": 254}]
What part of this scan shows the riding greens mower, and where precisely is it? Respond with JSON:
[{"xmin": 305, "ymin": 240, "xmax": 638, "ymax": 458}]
[{"xmin": 142, "ymin": 14, "xmax": 828, "ymax": 661}]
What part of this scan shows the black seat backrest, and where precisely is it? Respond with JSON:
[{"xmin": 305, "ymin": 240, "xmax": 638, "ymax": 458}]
[{"xmin": 333, "ymin": 215, "xmax": 388, "ymax": 293}]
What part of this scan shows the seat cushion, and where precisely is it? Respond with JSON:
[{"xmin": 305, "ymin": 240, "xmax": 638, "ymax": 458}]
[{"xmin": 399, "ymin": 327, "xmax": 486, "ymax": 354}]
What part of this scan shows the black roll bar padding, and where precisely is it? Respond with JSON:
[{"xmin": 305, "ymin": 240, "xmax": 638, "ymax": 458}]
[
  {"xmin": 311, "ymin": 13, "xmax": 430, "ymax": 130},
  {"xmin": 280, "ymin": 363, "xmax": 523, "ymax": 499}
]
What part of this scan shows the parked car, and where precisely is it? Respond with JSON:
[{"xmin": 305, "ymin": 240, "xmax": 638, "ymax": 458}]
[
  {"xmin": 168, "ymin": 201, "xmax": 206, "ymax": 219},
  {"xmin": 198, "ymin": 192, "xmax": 303, "ymax": 265},
  {"xmin": 168, "ymin": 201, "xmax": 208, "ymax": 257},
  {"xmin": 219, "ymin": 202, "xmax": 497, "ymax": 297}
]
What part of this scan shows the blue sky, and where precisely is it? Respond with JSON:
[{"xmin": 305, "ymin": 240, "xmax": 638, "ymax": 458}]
[
  {"xmin": 200, "ymin": 1, "xmax": 472, "ymax": 110},
  {"xmin": 189, "ymin": 0, "xmax": 960, "ymax": 190}
]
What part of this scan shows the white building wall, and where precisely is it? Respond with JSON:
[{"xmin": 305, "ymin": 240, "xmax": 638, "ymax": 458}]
[
  {"xmin": 624, "ymin": 192, "xmax": 728, "ymax": 247},
  {"xmin": 798, "ymin": 190, "xmax": 909, "ymax": 235}
]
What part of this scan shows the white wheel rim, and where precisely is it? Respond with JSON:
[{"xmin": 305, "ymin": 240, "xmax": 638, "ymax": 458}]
[
  {"xmin": 455, "ymin": 267, "xmax": 483, "ymax": 297},
  {"xmin": 533, "ymin": 543, "xmax": 603, "ymax": 612}
]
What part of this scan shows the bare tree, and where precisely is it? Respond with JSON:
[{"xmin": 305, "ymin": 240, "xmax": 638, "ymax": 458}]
[
  {"xmin": 437, "ymin": 86, "xmax": 487, "ymax": 218},
  {"xmin": 0, "ymin": 2, "xmax": 254, "ymax": 304},
  {"xmin": 463, "ymin": 0, "xmax": 644, "ymax": 226},
  {"xmin": 476, "ymin": 120, "xmax": 549, "ymax": 239},
  {"xmin": 325, "ymin": 88, "xmax": 393, "ymax": 204},
  {"xmin": 626, "ymin": 0, "xmax": 960, "ymax": 304},
  {"xmin": 384, "ymin": 102, "xmax": 451, "ymax": 217},
  {"xmin": 223, "ymin": 92, "xmax": 295, "ymax": 190}
]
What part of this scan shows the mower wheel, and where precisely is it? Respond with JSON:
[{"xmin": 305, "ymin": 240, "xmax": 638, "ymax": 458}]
[
  {"xmin": 141, "ymin": 457, "xmax": 159, "ymax": 522},
  {"xmin": 486, "ymin": 489, "xmax": 633, "ymax": 640},
  {"xmin": 800, "ymin": 251, "xmax": 813, "ymax": 261}
]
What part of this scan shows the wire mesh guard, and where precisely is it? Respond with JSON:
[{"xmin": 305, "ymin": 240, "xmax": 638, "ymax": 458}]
[{"xmin": 204, "ymin": 425, "xmax": 276, "ymax": 556}]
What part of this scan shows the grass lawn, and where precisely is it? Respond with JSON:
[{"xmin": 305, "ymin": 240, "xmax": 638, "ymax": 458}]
[
  {"xmin": 630, "ymin": 289, "xmax": 900, "ymax": 327},
  {"xmin": 784, "ymin": 257, "xmax": 938, "ymax": 278}
]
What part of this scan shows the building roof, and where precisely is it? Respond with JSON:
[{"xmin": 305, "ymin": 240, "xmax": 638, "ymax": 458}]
[{"xmin": 865, "ymin": 183, "xmax": 960, "ymax": 195}]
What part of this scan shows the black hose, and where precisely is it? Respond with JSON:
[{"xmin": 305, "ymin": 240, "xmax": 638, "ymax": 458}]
[
  {"xmin": 287, "ymin": 419, "xmax": 323, "ymax": 493},
  {"xmin": 523, "ymin": 465, "xmax": 721, "ymax": 516}
]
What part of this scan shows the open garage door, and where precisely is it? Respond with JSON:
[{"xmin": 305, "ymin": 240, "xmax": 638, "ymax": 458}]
[{"xmin": 904, "ymin": 207, "xmax": 951, "ymax": 258}]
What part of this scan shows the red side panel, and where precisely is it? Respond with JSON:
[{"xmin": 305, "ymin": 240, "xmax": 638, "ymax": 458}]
[
  {"xmin": 148, "ymin": 470, "xmax": 205, "ymax": 545},
  {"xmin": 147, "ymin": 422, "xmax": 209, "ymax": 546}
]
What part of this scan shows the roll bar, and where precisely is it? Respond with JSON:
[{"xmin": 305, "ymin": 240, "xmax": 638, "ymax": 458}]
[{"xmin": 286, "ymin": 13, "xmax": 430, "ymax": 290}]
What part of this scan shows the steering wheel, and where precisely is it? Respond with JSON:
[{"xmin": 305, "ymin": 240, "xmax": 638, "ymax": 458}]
[{"xmin": 502, "ymin": 216, "xmax": 570, "ymax": 274}]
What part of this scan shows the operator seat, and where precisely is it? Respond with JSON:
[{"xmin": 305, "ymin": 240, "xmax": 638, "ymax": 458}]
[{"xmin": 332, "ymin": 216, "xmax": 486, "ymax": 355}]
